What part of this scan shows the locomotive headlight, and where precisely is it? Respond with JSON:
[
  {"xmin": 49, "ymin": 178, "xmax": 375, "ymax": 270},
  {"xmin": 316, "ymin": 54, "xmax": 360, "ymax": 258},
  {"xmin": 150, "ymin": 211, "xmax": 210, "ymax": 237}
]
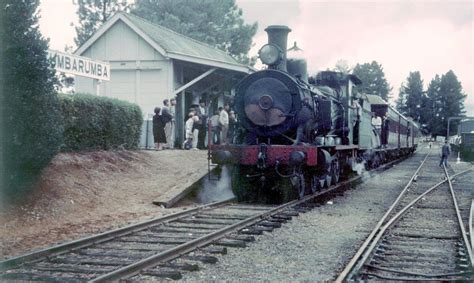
[{"xmin": 258, "ymin": 44, "xmax": 282, "ymax": 66}]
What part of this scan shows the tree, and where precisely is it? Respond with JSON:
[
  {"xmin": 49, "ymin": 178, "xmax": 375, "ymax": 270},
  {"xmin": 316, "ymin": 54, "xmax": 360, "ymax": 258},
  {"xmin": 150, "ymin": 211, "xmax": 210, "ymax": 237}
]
[
  {"xmin": 395, "ymin": 83, "xmax": 407, "ymax": 114},
  {"xmin": 333, "ymin": 59, "xmax": 352, "ymax": 74},
  {"xmin": 131, "ymin": 0, "xmax": 258, "ymax": 64},
  {"xmin": 426, "ymin": 75, "xmax": 442, "ymax": 136},
  {"xmin": 352, "ymin": 61, "xmax": 392, "ymax": 101},
  {"xmin": 401, "ymin": 71, "xmax": 425, "ymax": 123},
  {"xmin": 426, "ymin": 71, "xmax": 466, "ymax": 137},
  {"xmin": 1, "ymin": 0, "xmax": 63, "ymax": 201},
  {"xmin": 439, "ymin": 70, "xmax": 466, "ymax": 136},
  {"xmin": 74, "ymin": 0, "xmax": 128, "ymax": 47}
]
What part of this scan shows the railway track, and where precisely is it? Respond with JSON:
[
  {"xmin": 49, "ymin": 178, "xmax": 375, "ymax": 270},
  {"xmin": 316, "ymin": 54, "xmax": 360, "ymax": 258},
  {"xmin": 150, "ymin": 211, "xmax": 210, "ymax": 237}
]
[
  {"xmin": 1, "ymin": 170, "xmax": 369, "ymax": 282},
  {"xmin": 337, "ymin": 151, "xmax": 474, "ymax": 282},
  {"xmin": 0, "ymin": 152, "xmax": 417, "ymax": 282}
]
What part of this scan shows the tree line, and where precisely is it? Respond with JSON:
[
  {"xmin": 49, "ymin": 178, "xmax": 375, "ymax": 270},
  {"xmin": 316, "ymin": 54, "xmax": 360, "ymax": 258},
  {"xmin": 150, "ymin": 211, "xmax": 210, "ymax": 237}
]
[
  {"xmin": 395, "ymin": 70, "xmax": 466, "ymax": 137},
  {"xmin": 333, "ymin": 60, "xmax": 467, "ymax": 137}
]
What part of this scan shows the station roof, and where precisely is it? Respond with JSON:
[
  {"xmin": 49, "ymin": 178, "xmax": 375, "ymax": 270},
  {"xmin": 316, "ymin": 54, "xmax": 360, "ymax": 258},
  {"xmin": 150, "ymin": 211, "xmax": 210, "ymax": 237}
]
[
  {"xmin": 365, "ymin": 94, "xmax": 388, "ymax": 105},
  {"xmin": 75, "ymin": 12, "xmax": 254, "ymax": 74}
]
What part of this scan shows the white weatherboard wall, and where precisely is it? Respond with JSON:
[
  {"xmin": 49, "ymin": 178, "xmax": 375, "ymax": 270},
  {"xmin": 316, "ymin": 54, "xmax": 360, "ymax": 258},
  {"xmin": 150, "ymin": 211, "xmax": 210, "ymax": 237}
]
[{"xmin": 75, "ymin": 20, "xmax": 173, "ymax": 117}]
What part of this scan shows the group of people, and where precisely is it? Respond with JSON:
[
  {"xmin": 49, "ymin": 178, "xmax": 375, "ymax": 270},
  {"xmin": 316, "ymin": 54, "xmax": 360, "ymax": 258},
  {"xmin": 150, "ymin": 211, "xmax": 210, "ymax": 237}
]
[
  {"xmin": 153, "ymin": 98, "xmax": 237, "ymax": 151},
  {"xmin": 153, "ymin": 98, "xmax": 176, "ymax": 151},
  {"xmin": 183, "ymin": 102, "xmax": 237, "ymax": 150},
  {"xmin": 209, "ymin": 104, "xmax": 238, "ymax": 146}
]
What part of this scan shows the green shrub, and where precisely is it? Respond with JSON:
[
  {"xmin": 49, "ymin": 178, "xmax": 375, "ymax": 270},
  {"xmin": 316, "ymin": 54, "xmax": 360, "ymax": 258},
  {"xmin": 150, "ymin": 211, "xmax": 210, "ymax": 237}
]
[
  {"xmin": 1, "ymin": 1, "xmax": 63, "ymax": 200},
  {"xmin": 59, "ymin": 93, "xmax": 143, "ymax": 151}
]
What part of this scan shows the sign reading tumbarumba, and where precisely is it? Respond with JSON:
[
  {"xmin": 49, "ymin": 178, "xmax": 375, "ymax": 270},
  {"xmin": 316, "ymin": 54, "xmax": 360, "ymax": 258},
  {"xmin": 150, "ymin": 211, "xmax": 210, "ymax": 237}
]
[{"xmin": 48, "ymin": 50, "xmax": 110, "ymax": 81}]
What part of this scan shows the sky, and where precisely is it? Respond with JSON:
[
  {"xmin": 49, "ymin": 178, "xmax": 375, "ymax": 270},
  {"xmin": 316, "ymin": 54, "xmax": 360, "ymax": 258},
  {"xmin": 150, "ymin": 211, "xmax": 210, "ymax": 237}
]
[{"xmin": 38, "ymin": 0, "xmax": 473, "ymax": 115}]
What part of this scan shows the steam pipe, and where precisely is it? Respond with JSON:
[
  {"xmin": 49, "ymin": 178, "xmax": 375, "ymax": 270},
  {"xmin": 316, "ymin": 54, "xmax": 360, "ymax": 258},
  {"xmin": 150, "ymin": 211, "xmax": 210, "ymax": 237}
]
[{"xmin": 265, "ymin": 25, "xmax": 291, "ymax": 72}]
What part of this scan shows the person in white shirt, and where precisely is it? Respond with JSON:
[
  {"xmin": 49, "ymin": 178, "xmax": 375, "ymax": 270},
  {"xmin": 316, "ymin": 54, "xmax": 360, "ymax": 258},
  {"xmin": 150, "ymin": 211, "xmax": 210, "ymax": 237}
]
[
  {"xmin": 168, "ymin": 98, "xmax": 176, "ymax": 149},
  {"xmin": 210, "ymin": 110, "xmax": 221, "ymax": 144},
  {"xmin": 183, "ymin": 112, "xmax": 194, "ymax": 150},
  {"xmin": 219, "ymin": 106, "xmax": 229, "ymax": 145},
  {"xmin": 371, "ymin": 113, "xmax": 382, "ymax": 129},
  {"xmin": 192, "ymin": 115, "xmax": 200, "ymax": 150}
]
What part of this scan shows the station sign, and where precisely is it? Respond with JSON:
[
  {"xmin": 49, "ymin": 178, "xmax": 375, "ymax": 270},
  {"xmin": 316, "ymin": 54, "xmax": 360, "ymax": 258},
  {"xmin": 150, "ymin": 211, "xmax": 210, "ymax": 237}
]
[{"xmin": 47, "ymin": 50, "xmax": 110, "ymax": 81}]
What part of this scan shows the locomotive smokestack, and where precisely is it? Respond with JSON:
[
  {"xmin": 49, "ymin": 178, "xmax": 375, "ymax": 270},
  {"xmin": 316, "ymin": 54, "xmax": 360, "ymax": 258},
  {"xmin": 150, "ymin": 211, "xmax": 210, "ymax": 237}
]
[{"xmin": 265, "ymin": 25, "xmax": 291, "ymax": 72}]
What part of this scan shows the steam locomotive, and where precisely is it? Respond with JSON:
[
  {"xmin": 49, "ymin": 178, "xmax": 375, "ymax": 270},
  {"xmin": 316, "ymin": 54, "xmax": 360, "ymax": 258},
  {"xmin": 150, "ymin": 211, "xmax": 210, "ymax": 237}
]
[{"xmin": 210, "ymin": 25, "xmax": 420, "ymax": 203}]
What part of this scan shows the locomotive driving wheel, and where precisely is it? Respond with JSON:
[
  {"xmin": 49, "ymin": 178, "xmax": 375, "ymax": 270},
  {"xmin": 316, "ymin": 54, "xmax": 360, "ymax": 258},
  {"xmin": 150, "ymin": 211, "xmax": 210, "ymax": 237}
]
[
  {"xmin": 310, "ymin": 174, "xmax": 319, "ymax": 193},
  {"xmin": 371, "ymin": 153, "xmax": 381, "ymax": 169},
  {"xmin": 330, "ymin": 158, "xmax": 341, "ymax": 184},
  {"xmin": 291, "ymin": 173, "xmax": 305, "ymax": 199}
]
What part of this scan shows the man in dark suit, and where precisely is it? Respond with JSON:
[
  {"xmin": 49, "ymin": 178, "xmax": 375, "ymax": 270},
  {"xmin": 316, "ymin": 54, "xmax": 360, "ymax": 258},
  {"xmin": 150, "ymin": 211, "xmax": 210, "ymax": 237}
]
[
  {"xmin": 439, "ymin": 140, "xmax": 450, "ymax": 167},
  {"xmin": 195, "ymin": 99, "xmax": 208, "ymax": 149}
]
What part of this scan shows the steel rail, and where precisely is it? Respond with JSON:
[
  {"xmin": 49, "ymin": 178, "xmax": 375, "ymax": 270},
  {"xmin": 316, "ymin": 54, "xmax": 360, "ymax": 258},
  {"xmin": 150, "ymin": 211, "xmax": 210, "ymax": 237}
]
[
  {"xmin": 364, "ymin": 264, "xmax": 474, "ymax": 278},
  {"xmin": 443, "ymin": 165, "xmax": 474, "ymax": 266},
  {"xmin": 342, "ymin": 167, "xmax": 474, "ymax": 281},
  {"xmin": 470, "ymin": 199, "xmax": 474, "ymax": 253},
  {"xmin": 335, "ymin": 149, "xmax": 432, "ymax": 283},
  {"xmin": 336, "ymin": 157, "xmax": 474, "ymax": 281},
  {"xmin": 91, "ymin": 175, "xmax": 362, "ymax": 282},
  {"xmin": 0, "ymin": 198, "xmax": 234, "ymax": 271},
  {"xmin": 360, "ymin": 272, "xmax": 467, "ymax": 281}
]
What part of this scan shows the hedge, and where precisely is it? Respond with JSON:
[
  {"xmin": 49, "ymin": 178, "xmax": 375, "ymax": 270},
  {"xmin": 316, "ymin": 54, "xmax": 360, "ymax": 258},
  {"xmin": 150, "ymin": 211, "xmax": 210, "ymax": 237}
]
[{"xmin": 59, "ymin": 93, "xmax": 143, "ymax": 151}]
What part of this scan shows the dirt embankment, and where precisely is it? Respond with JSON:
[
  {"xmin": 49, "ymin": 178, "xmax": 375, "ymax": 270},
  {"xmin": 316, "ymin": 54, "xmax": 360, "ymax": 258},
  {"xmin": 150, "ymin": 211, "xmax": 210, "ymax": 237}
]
[{"xmin": 0, "ymin": 150, "xmax": 208, "ymax": 259}]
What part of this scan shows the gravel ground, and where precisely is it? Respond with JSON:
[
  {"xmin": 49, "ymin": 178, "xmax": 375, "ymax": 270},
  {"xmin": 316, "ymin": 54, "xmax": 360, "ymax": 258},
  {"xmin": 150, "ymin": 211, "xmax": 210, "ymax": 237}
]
[{"xmin": 182, "ymin": 147, "xmax": 434, "ymax": 281}]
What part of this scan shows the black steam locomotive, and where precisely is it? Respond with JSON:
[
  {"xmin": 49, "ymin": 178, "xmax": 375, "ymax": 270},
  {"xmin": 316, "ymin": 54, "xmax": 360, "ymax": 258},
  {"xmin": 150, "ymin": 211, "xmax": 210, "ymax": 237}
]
[{"xmin": 210, "ymin": 25, "xmax": 419, "ymax": 203}]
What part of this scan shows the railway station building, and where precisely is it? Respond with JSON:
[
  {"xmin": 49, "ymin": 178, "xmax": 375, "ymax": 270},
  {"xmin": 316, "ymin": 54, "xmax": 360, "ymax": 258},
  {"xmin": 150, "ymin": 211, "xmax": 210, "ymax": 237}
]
[{"xmin": 74, "ymin": 12, "xmax": 254, "ymax": 147}]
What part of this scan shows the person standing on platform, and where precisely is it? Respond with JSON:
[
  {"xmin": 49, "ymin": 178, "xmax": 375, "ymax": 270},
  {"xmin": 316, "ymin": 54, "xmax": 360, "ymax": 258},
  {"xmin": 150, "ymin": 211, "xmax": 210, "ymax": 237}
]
[
  {"xmin": 439, "ymin": 140, "xmax": 450, "ymax": 167},
  {"xmin": 168, "ymin": 98, "xmax": 176, "ymax": 149},
  {"xmin": 196, "ymin": 99, "xmax": 208, "ymax": 149},
  {"xmin": 191, "ymin": 115, "xmax": 200, "ymax": 150},
  {"xmin": 210, "ymin": 110, "xmax": 221, "ymax": 144},
  {"xmin": 228, "ymin": 110, "xmax": 237, "ymax": 144},
  {"xmin": 153, "ymin": 107, "xmax": 166, "ymax": 151},
  {"xmin": 161, "ymin": 100, "xmax": 173, "ymax": 149},
  {"xmin": 183, "ymin": 112, "xmax": 194, "ymax": 150},
  {"xmin": 219, "ymin": 106, "xmax": 229, "ymax": 144}
]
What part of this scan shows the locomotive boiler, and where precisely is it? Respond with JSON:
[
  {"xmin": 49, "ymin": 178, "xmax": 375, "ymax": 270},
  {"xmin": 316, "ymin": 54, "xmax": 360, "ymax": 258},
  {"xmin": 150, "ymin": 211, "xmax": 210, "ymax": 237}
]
[{"xmin": 210, "ymin": 25, "xmax": 419, "ymax": 203}]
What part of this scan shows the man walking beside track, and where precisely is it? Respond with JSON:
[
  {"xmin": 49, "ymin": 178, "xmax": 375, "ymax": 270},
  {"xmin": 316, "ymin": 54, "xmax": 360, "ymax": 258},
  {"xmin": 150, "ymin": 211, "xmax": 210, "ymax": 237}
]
[{"xmin": 439, "ymin": 140, "xmax": 450, "ymax": 167}]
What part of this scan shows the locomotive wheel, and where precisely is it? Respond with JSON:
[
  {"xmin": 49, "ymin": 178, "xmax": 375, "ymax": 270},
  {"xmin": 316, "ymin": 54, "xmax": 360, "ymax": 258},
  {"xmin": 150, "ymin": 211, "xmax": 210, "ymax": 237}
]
[
  {"xmin": 371, "ymin": 153, "xmax": 380, "ymax": 169},
  {"xmin": 280, "ymin": 178, "xmax": 299, "ymax": 203},
  {"xmin": 319, "ymin": 177, "xmax": 327, "ymax": 189},
  {"xmin": 331, "ymin": 158, "xmax": 341, "ymax": 184},
  {"xmin": 325, "ymin": 174, "xmax": 332, "ymax": 187},
  {"xmin": 310, "ymin": 174, "xmax": 319, "ymax": 193},
  {"xmin": 293, "ymin": 173, "xmax": 305, "ymax": 199}
]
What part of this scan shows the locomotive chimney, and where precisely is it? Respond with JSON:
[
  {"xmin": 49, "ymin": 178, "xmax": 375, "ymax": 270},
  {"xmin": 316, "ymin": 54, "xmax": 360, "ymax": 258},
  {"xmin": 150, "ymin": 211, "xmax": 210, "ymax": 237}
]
[{"xmin": 265, "ymin": 25, "xmax": 291, "ymax": 72}]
